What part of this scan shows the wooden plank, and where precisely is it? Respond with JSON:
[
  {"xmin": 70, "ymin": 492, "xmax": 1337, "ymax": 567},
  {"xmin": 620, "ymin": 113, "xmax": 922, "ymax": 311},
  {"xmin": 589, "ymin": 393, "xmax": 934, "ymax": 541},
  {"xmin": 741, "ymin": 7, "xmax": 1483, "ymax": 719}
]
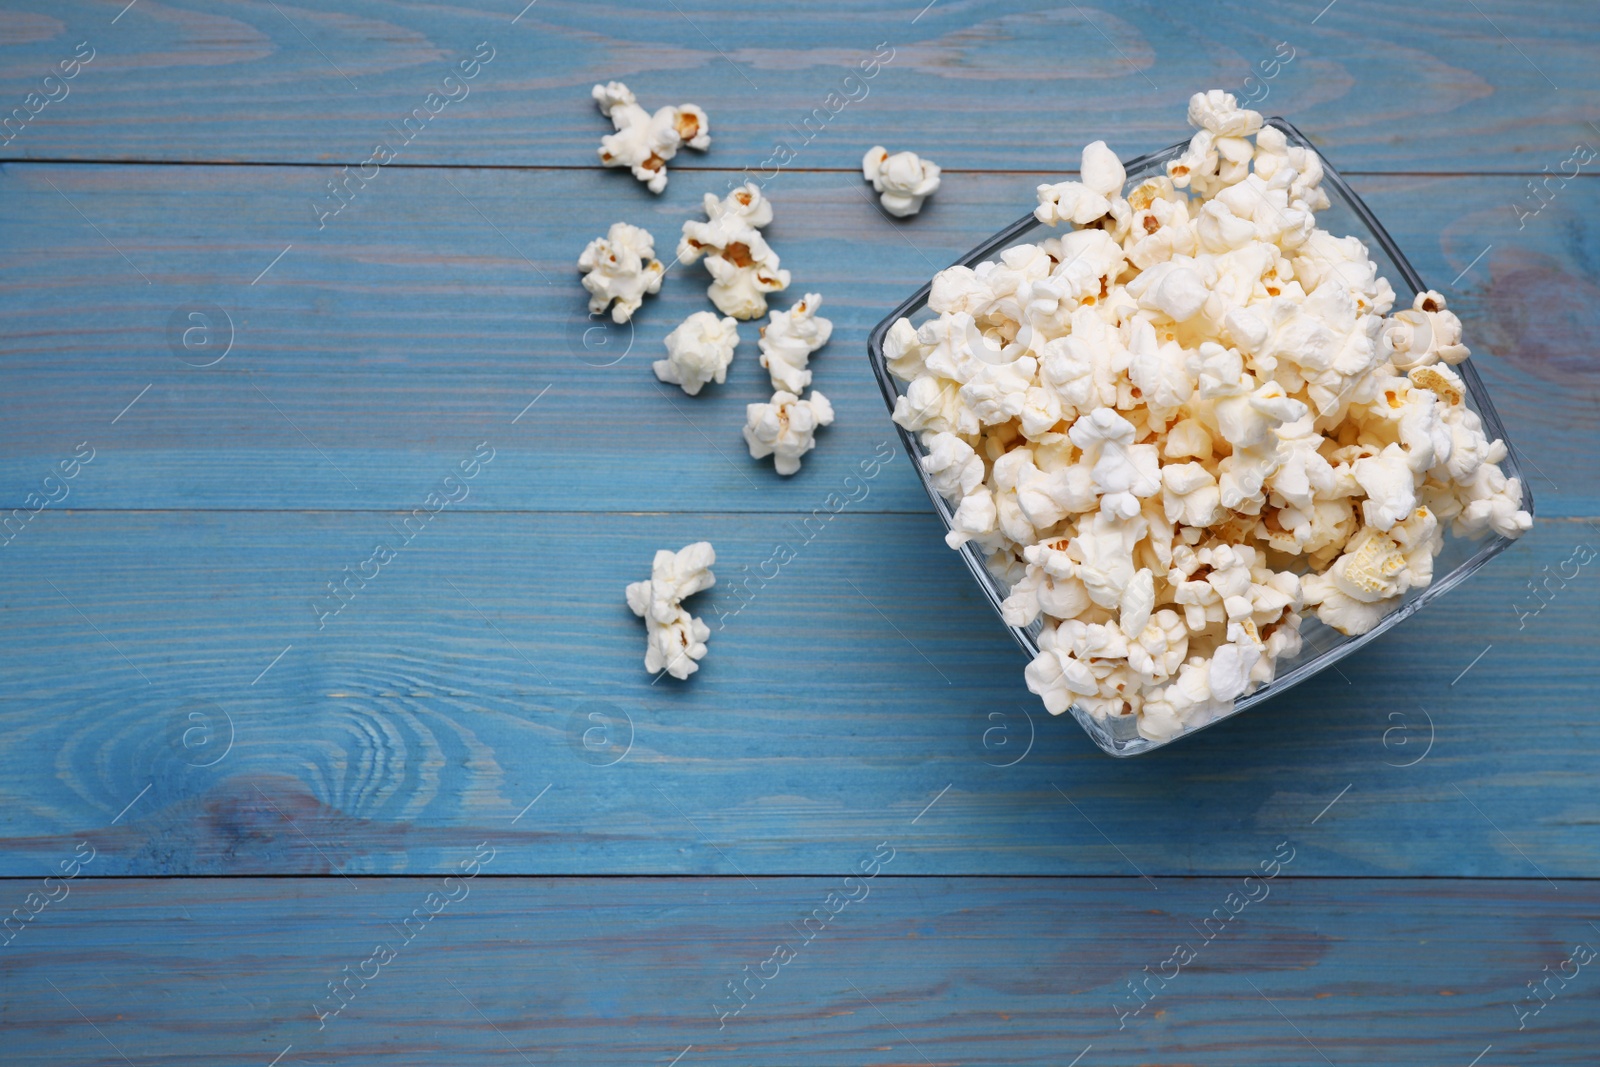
[
  {"xmin": 0, "ymin": 0, "xmax": 1594, "ymax": 172},
  {"xmin": 0, "ymin": 165, "xmax": 1595, "ymax": 514},
  {"xmin": 2, "ymin": 876, "xmax": 1596, "ymax": 1065},
  {"xmin": 0, "ymin": 509, "xmax": 1593, "ymax": 877}
]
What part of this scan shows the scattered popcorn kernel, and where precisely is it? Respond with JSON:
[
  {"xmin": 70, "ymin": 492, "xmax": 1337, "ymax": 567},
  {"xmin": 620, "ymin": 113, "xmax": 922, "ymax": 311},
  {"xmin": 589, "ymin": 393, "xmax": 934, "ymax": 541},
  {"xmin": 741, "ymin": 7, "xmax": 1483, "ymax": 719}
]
[
  {"xmin": 743, "ymin": 390, "xmax": 834, "ymax": 475},
  {"xmin": 626, "ymin": 542, "xmax": 716, "ymax": 679},
  {"xmin": 578, "ymin": 222, "xmax": 665, "ymax": 324},
  {"xmin": 863, "ymin": 146, "xmax": 942, "ymax": 217},
  {"xmin": 592, "ymin": 80, "xmax": 710, "ymax": 194},
  {"xmin": 758, "ymin": 293, "xmax": 833, "ymax": 393},
  {"xmin": 679, "ymin": 184, "xmax": 791, "ymax": 319},
  {"xmin": 655, "ymin": 311, "xmax": 739, "ymax": 396},
  {"xmin": 884, "ymin": 90, "xmax": 1532, "ymax": 742}
]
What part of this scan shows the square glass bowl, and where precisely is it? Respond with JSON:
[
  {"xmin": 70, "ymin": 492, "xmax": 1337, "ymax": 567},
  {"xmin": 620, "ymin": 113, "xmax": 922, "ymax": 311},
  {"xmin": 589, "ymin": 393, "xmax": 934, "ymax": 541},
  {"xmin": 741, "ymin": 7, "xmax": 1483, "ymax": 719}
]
[{"xmin": 867, "ymin": 118, "xmax": 1534, "ymax": 757}]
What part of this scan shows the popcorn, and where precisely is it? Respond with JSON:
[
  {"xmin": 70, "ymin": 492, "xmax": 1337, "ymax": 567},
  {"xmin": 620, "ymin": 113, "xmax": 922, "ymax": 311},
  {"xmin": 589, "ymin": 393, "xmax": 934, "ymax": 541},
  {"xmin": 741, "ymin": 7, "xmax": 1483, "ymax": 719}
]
[
  {"xmin": 921, "ymin": 432, "xmax": 984, "ymax": 503},
  {"xmin": 655, "ymin": 311, "xmax": 739, "ymax": 396},
  {"xmin": 758, "ymin": 293, "xmax": 832, "ymax": 393},
  {"xmin": 578, "ymin": 222, "xmax": 665, "ymax": 323},
  {"xmin": 1079, "ymin": 140, "xmax": 1127, "ymax": 197},
  {"xmin": 863, "ymin": 146, "xmax": 942, "ymax": 217},
  {"xmin": 1300, "ymin": 509, "xmax": 1440, "ymax": 637},
  {"xmin": 593, "ymin": 81, "xmax": 710, "ymax": 194},
  {"xmin": 1352, "ymin": 443, "xmax": 1418, "ymax": 531},
  {"xmin": 1035, "ymin": 140, "xmax": 1129, "ymax": 229},
  {"xmin": 885, "ymin": 91, "xmax": 1532, "ymax": 742},
  {"xmin": 1380, "ymin": 289, "xmax": 1470, "ymax": 369},
  {"xmin": 642, "ymin": 607, "xmax": 712, "ymax": 680},
  {"xmin": 1035, "ymin": 180, "xmax": 1113, "ymax": 228},
  {"xmin": 679, "ymin": 184, "xmax": 791, "ymax": 319},
  {"xmin": 1187, "ymin": 90, "xmax": 1264, "ymax": 138},
  {"xmin": 1162, "ymin": 462, "xmax": 1223, "ymax": 527},
  {"xmin": 743, "ymin": 390, "xmax": 834, "ymax": 475},
  {"xmin": 625, "ymin": 542, "xmax": 716, "ymax": 679}
]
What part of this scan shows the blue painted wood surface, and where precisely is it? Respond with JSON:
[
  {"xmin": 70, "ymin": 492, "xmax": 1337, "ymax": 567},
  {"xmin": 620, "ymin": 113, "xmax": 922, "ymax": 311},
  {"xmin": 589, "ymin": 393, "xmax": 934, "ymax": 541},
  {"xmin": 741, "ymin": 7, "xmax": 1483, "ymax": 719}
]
[
  {"xmin": 0, "ymin": 166, "xmax": 1595, "ymax": 514},
  {"xmin": 0, "ymin": 511, "xmax": 1596, "ymax": 877},
  {"xmin": 3, "ymin": 877, "xmax": 1598, "ymax": 1065},
  {"xmin": 1, "ymin": 0, "xmax": 1597, "ymax": 1061},
  {"xmin": 0, "ymin": 0, "xmax": 1592, "ymax": 172}
]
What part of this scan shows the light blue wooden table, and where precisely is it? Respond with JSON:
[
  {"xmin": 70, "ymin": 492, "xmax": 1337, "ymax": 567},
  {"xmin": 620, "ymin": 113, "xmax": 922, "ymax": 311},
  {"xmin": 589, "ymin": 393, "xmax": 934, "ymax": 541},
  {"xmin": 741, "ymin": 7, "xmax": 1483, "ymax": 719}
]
[{"xmin": 2, "ymin": 1, "xmax": 1597, "ymax": 1062}]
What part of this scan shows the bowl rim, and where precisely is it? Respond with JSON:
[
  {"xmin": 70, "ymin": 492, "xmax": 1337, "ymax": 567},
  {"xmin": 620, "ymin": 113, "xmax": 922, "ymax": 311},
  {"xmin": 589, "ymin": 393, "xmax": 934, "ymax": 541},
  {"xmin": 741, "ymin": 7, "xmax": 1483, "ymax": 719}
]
[{"xmin": 865, "ymin": 117, "xmax": 1534, "ymax": 756}]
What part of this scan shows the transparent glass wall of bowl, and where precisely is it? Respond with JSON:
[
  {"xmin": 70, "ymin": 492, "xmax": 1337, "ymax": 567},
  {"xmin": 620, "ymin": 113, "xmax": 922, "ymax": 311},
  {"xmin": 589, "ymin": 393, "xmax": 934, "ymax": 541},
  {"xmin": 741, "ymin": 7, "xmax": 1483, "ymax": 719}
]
[{"xmin": 866, "ymin": 118, "xmax": 1533, "ymax": 757}]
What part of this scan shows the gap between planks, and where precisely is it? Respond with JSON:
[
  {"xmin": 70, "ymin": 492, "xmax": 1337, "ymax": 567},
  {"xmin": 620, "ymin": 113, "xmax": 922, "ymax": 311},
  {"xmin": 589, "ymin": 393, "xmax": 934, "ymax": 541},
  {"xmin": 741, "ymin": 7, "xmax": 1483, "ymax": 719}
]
[
  {"xmin": 6, "ymin": 509, "xmax": 1597, "ymax": 520},
  {"xmin": 2, "ymin": 157, "xmax": 1597, "ymax": 180},
  {"xmin": 3, "ymin": 873, "xmax": 1597, "ymax": 883}
]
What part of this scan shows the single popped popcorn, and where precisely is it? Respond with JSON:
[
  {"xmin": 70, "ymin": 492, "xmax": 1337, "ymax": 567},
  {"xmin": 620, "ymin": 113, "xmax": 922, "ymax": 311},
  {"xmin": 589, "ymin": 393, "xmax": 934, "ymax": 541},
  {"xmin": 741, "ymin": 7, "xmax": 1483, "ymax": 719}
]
[
  {"xmin": 626, "ymin": 542, "xmax": 716, "ymax": 679},
  {"xmin": 593, "ymin": 81, "xmax": 710, "ymax": 194},
  {"xmin": 679, "ymin": 184, "xmax": 791, "ymax": 319},
  {"xmin": 758, "ymin": 294, "xmax": 833, "ymax": 393},
  {"xmin": 655, "ymin": 311, "xmax": 739, "ymax": 396},
  {"xmin": 743, "ymin": 390, "xmax": 834, "ymax": 475},
  {"xmin": 863, "ymin": 146, "xmax": 942, "ymax": 217},
  {"xmin": 578, "ymin": 222, "xmax": 665, "ymax": 323}
]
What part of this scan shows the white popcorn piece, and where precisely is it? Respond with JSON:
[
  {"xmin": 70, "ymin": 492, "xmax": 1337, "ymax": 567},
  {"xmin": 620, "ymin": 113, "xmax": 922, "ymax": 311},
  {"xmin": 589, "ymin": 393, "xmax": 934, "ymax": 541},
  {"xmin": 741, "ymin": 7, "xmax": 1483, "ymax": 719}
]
[
  {"xmin": 1079, "ymin": 140, "xmax": 1127, "ymax": 197},
  {"xmin": 679, "ymin": 184, "xmax": 791, "ymax": 319},
  {"xmin": 1024, "ymin": 623, "xmax": 1102, "ymax": 715},
  {"xmin": 881, "ymin": 89, "xmax": 1532, "ymax": 742},
  {"xmin": 1119, "ymin": 567, "xmax": 1156, "ymax": 638},
  {"xmin": 654, "ymin": 311, "xmax": 739, "ymax": 396},
  {"xmin": 743, "ymin": 390, "xmax": 834, "ymax": 475},
  {"xmin": 593, "ymin": 81, "xmax": 710, "ymax": 194},
  {"xmin": 625, "ymin": 541, "xmax": 717, "ymax": 624},
  {"xmin": 1126, "ymin": 260, "xmax": 1209, "ymax": 321},
  {"xmin": 947, "ymin": 486, "xmax": 998, "ymax": 549},
  {"xmin": 1187, "ymin": 89, "xmax": 1264, "ymax": 138},
  {"xmin": 921, "ymin": 432, "xmax": 985, "ymax": 503},
  {"xmin": 625, "ymin": 542, "xmax": 716, "ymax": 679},
  {"xmin": 1455, "ymin": 466, "xmax": 1533, "ymax": 539},
  {"xmin": 578, "ymin": 222, "xmax": 665, "ymax": 323},
  {"xmin": 1002, "ymin": 547, "xmax": 1092, "ymax": 628},
  {"xmin": 758, "ymin": 293, "xmax": 833, "ymax": 393},
  {"xmin": 1251, "ymin": 125, "xmax": 1332, "ymax": 213},
  {"xmin": 1301, "ymin": 508, "xmax": 1438, "ymax": 636},
  {"xmin": 863, "ymin": 146, "xmax": 942, "ymax": 217},
  {"xmin": 642, "ymin": 606, "xmax": 712, "ymax": 680},
  {"xmin": 961, "ymin": 354, "xmax": 1038, "ymax": 426},
  {"xmin": 1035, "ymin": 180, "xmax": 1112, "ymax": 228},
  {"xmin": 1036, "ymin": 139, "xmax": 1129, "ymax": 228},
  {"xmin": 1380, "ymin": 289, "xmax": 1470, "ymax": 369},
  {"xmin": 1162, "ymin": 462, "xmax": 1223, "ymax": 527},
  {"xmin": 1352, "ymin": 443, "xmax": 1418, "ymax": 532},
  {"xmin": 1168, "ymin": 129, "xmax": 1219, "ymax": 191},
  {"xmin": 893, "ymin": 375, "xmax": 978, "ymax": 437},
  {"xmin": 1128, "ymin": 609, "xmax": 1189, "ymax": 685},
  {"xmin": 1068, "ymin": 407, "xmax": 1160, "ymax": 519},
  {"xmin": 1408, "ymin": 363, "xmax": 1465, "ymax": 408}
]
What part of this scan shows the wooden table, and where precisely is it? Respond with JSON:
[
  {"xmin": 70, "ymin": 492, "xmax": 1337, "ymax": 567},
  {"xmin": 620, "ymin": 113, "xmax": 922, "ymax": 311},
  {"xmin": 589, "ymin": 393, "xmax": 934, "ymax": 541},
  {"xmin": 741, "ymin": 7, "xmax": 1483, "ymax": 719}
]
[{"xmin": 2, "ymin": 1, "xmax": 1596, "ymax": 1062}]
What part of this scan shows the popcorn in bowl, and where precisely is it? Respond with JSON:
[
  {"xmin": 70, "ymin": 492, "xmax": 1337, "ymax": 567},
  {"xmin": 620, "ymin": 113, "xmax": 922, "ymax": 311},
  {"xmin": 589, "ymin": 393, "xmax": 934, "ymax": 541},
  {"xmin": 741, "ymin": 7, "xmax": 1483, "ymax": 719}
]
[{"xmin": 873, "ymin": 91, "xmax": 1532, "ymax": 750}]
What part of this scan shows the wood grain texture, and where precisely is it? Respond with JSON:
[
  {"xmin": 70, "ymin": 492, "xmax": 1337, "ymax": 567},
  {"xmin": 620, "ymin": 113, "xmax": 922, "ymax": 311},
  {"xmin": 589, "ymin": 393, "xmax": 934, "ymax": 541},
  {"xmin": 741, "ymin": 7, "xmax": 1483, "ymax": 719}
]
[
  {"xmin": 1, "ymin": 165, "xmax": 1595, "ymax": 513},
  {"xmin": 0, "ymin": 509, "xmax": 1592, "ymax": 877},
  {"xmin": 0, "ymin": 0, "xmax": 1595, "ymax": 1058},
  {"xmin": 2, "ymin": 876, "xmax": 1596, "ymax": 1065},
  {"xmin": 0, "ymin": 0, "xmax": 1594, "ymax": 173}
]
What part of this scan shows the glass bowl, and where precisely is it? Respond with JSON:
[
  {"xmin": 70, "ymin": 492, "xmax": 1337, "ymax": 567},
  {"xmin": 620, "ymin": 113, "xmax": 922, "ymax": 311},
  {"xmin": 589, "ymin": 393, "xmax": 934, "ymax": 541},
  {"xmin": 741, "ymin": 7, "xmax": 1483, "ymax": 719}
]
[{"xmin": 866, "ymin": 118, "xmax": 1533, "ymax": 757}]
